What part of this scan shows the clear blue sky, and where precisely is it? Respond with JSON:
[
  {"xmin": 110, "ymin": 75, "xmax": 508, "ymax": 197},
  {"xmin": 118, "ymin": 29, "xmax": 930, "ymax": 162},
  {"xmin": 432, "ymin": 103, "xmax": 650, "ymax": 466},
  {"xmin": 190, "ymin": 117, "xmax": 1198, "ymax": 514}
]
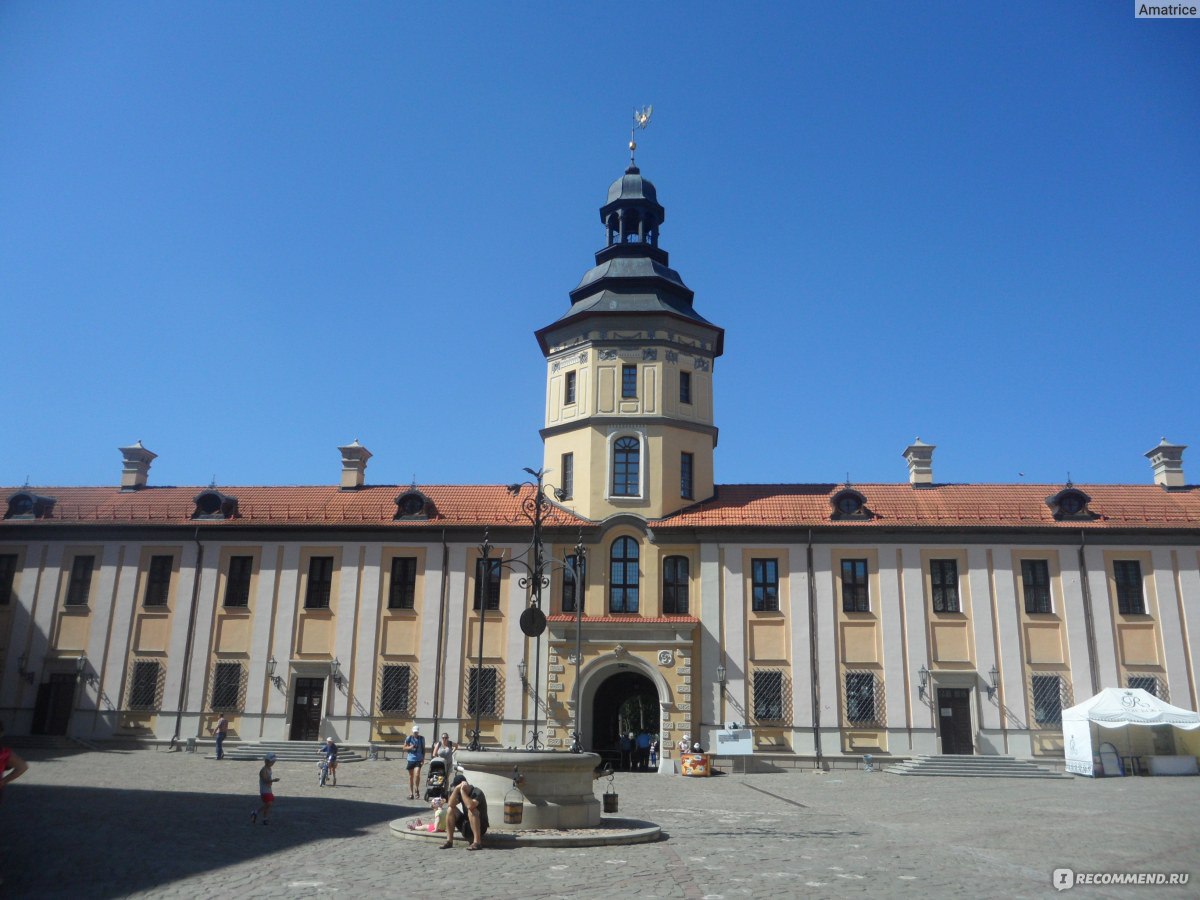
[{"xmin": 2, "ymin": 2, "xmax": 1197, "ymax": 490}]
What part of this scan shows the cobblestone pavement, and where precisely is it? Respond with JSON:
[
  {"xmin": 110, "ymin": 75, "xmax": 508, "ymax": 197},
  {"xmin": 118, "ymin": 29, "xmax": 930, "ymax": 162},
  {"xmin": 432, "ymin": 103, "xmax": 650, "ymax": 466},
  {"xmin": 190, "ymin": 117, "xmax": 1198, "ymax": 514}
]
[{"xmin": 2, "ymin": 748, "xmax": 1198, "ymax": 899}]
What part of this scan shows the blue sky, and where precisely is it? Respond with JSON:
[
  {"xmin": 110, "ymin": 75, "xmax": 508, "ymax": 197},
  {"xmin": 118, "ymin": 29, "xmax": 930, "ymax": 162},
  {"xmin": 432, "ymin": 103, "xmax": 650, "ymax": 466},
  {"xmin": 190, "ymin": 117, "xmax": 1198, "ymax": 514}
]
[{"xmin": 2, "ymin": 2, "xmax": 1197, "ymax": 490}]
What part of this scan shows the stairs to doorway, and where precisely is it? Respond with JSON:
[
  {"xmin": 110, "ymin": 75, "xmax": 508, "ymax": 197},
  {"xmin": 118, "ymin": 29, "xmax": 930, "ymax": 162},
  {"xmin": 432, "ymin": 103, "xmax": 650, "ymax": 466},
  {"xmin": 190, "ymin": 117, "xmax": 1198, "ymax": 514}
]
[
  {"xmin": 884, "ymin": 755, "xmax": 1067, "ymax": 779},
  {"xmin": 222, "ymin": 740, "xmax": 367, "ymax": 763}
]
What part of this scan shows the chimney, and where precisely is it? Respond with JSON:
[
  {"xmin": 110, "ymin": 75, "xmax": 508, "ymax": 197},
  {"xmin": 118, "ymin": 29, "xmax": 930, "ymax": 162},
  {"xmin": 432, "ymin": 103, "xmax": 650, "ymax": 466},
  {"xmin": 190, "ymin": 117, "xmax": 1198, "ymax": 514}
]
[
  {"xmin": 903, "ymin": 438, "xmax": 935, "ymax": 486},
  {"xmin": 338, "ymin": 440, "xmax": 372, "ymax": 489},
  {"xmin": 118, "ymin": 441, "xmax": 157, "ymax": 490},
  {"xmin": 1145, "ymin": 438, "xmax": 1186, "ymax": 489}
]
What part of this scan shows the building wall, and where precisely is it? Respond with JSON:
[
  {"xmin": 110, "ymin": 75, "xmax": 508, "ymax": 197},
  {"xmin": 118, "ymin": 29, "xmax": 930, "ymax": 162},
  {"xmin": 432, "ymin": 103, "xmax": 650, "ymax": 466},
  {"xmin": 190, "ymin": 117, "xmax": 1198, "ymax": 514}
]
[{"xmin": 3, "ymin": 528, "xmax": 1196, "ymax": 759}]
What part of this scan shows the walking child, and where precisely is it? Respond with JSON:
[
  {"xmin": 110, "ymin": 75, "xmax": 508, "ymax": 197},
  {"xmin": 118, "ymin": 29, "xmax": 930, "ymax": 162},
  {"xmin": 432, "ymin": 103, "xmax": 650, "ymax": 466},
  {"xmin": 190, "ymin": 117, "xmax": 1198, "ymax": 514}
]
[{"xmin": 251, "ymin": 752, "xmax": 279, "ymax": 825}]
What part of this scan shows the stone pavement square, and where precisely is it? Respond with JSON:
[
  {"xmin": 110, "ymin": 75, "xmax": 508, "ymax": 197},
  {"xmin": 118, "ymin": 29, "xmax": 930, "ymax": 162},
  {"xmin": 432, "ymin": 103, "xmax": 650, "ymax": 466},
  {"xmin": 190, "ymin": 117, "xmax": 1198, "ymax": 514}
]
[{"xmin": 2, "ymin": 749, "xmax": 1198, "ymax": 898}]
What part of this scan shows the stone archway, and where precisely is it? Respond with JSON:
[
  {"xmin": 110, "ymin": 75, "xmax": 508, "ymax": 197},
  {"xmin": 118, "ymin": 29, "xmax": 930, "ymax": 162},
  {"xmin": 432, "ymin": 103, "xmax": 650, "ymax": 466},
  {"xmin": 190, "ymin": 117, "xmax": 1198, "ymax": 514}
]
[{"xmin": 590, "ymin": 669, "xmax": 659, "ymax": 766}]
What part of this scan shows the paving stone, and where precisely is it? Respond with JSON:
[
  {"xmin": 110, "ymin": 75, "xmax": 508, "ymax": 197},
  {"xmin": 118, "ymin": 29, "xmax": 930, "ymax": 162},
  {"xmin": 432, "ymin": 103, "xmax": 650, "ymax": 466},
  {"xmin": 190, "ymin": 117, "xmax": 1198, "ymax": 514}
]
[{"xmin": 1, "ymin": 749, "xmax": 1197, "ymax": 898}]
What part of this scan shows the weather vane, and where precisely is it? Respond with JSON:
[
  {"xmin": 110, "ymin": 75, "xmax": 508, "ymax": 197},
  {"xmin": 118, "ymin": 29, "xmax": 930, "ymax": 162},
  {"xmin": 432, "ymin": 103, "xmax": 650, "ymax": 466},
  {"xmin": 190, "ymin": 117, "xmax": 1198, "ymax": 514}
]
[{"xmin": 629, "ymin": 105, "xmax": 653, "ymax": 166}]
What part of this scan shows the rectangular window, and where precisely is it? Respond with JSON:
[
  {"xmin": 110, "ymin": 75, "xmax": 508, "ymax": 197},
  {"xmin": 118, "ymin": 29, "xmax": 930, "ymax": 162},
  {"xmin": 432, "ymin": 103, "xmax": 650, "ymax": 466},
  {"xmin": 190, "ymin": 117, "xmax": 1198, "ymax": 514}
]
[
  {"xmin": 562, "ymin": 553, "xmax": 584, "ymax": 613},
  {"xmin": 388, "ymin": 557, "xmax": 418, "ymax": 610},
  {"xmin": 129, "ymin": 661, "xmax": 160, "ymax": 710},
  {"xmin": 143, "ymin": 555, "xmax": 174, "ymax": 607},
  {"xmin": 1032, "ymin": 674, "xmax": 1064, "ymax": 726},
  {"xmin": 210, "ymin": 662, "xmax": 242, "ymax": 711},
  {"xmin": 0, "ymin": 554, "xmax": 17, "ymax": 604},
  {"xmin": 1127, "ymin": 675, "xmax": 1158, "ymax": 697},
  {"xmin": 380, "ymin": 664, "xmax": 412, "ymax": 714},
  {"xmin": 65, "ymin": 556, "xmax": 95, "ymax": 607},
  {"xmin": 1114, "ymin": 560, "xmax": 1146, "ymax": 615},
  {"xmin": 467, "ymin": 667, "xmax": 498, "ymax": 717},
  {"xmin": 565, "ymin": 370, "xmax": 576, "ymax": 405},
  {"xmin": 751, "ymin": 558, "xmax": 779, "ymax": 612},
  {"xmin": 845, "ymin": 672, "xmax": 878, "ymax": 724},
  {"xmin": 304, "ymin": 556, "xmax": 334, "ymax": 609},
  {"xmin": 679, "ymin": 370, "xmax": 692, "ymax": 405},
  {"xmin": 560, "ymin": 452, "xmax": 574, "ymax": 500},
  {"xmin": 1021, "ymin": 559, "xmax": 1051, "ymax": 614},
  {"xmin": 930, "ymin": 559, "xmax": 959, "ymax": 613},
  {"xmin": 841, "ymin": 559, "xmax": 869, "ymax": 612},
  {"xmin": 663, "ymin": 555, "xmax": 689, "ymax": 615},
  {"xmin": 621, "ymin": 364, "xmax": 637, "ymax": 399},
  {"xmin": 474, "ymin": 558, "xmax": 501, "ymax": 610},
  {"xmin": 224, "ymin": 556, "xmax": 253, "ymax": 608},
  {"xmin": 753, "ymin": 670, "xmax": 784, "ymax": 721},
  {"xmin": 680, "ymin": 452, "xmax": 694, "ymax": 499}
]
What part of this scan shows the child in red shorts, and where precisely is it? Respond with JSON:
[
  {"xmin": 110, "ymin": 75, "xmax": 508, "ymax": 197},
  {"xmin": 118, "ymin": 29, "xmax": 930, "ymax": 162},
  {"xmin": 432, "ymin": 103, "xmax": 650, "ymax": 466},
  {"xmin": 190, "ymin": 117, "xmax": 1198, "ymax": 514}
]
[{"xmin": 252, "ymin": 753, "xmax": 279, "ymax": 825}]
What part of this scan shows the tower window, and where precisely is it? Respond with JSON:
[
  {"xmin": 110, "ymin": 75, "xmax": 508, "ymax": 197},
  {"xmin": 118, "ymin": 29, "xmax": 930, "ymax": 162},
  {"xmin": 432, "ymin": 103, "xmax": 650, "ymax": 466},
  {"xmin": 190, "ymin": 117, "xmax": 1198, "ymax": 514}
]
[
  {"xmin": 681, "ymin": 452, "xmax": 694, "ymax": 500},
  {"xmin": 560, "ymin": 453, "xmax": 573, "ymax": 500},
  {"xmin": 841, "ymin": 559, "xmax": 869, "ymax": 612},
  {"xmin": 609, "ymin": 536, "xmax": 639, "ymax": 614},
  {"xmin": 562, "ymin": 553, "xmax": 584, "ymax": 613},
  {"xmin": 679, "ymin": 370, "xmax": 692, "ymax": 405},
  {"xmin": 305, "ymin": 556, "xmax": 334, "ymax": 609},
  {"xmin": 622, "ymin": 365, "xmax": 637, "ymax": 399},
  {"xmin": 612, "ymin": 436, "xmax": 640, "ymax": 497},
  {"xmin": 663, "ymin": 555, "xmax": 689, "ymax": 615},
  {"xmin": 565, "ymin": 370, "xmax": 576, "ymax": 405},
  {"xmin": 751, "ymin": 558, "xmax": 779, "ymax": 612}
]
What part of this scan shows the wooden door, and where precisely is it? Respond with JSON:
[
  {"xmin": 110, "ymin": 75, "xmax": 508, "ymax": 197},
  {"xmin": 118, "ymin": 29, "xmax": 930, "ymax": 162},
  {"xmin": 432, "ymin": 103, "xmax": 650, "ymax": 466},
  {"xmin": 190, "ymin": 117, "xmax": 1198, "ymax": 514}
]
[
  {"xmin": 937, "ymin": 688, "xmax": 973, "ymax": 755},
  {"xmin": 289, "ymin": 677, "xmax": 324, "ymax": 741},
  {"xmin": 32, "ymin": 674, "xmax": 76, "ymax": 735}
]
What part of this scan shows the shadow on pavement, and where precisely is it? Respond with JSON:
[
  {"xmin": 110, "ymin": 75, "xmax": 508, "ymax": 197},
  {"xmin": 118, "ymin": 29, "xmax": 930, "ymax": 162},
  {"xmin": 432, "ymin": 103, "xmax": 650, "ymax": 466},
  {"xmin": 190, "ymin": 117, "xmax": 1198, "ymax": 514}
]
[{"xmin": 3, "ymin": 783, "xmax": 401, "ymax": 898}]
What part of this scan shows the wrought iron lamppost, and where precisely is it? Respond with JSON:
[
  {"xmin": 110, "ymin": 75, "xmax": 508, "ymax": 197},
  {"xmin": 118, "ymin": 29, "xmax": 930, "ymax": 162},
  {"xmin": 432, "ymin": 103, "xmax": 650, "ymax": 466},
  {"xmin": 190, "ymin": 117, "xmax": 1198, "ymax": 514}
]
[{"xmin": 568, "ymin": 538, "xmax": 587, "ymax": 753}]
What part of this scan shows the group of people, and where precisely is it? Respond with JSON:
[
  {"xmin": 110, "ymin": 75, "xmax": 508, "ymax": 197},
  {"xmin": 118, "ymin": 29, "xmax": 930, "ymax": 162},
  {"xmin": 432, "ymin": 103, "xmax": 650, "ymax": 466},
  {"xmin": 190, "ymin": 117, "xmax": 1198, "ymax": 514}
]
[
  {"xmin": 618, "ymin": 730, "xmax": 660, "ymax": 770},
  {"xmin": 402, "ymin": 727, "xmax": 487, "ymax": 850}
]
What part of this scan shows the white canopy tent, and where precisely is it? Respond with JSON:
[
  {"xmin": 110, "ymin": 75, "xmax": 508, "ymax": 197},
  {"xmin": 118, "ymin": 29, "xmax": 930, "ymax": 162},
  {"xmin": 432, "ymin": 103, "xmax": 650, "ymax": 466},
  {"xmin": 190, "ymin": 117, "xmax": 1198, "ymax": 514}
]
[{"xmin": 1063, "ymin": 688, "xmax": 1200, "ymax": 777}]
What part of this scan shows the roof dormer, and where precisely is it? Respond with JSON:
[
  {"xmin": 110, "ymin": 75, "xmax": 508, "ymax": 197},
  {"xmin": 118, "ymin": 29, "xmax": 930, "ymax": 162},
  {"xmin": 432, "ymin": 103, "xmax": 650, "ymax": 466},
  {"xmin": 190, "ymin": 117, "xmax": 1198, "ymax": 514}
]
[
  {"xmin": 192, "ymin": 490, "xmax": 238, "ymax": 520},
  {"xmin": 1046, "ymin": 485, "xmax": 1095, "ymax": 521},
  {"xmin": 4, "ymin": 491, "xmax": 55, "ymax": 520},
  {"xmin": 830, "ymin": 487, "xmax": 872, "ymax": 521},
  {"xmin": 394, "ymin": 488, "xmax": 435, "ymax": 520}
]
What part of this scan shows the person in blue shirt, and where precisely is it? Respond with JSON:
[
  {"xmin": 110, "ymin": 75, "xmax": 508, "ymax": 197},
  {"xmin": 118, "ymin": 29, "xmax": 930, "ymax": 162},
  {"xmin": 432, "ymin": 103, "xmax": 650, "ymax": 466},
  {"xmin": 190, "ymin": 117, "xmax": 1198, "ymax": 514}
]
[
  {"xmin": 403, "ymin": 725, "xmax": 426, "ymax": 799},
  {"xmin": 635, "ymin": 730, "xmax": 651, "ymax": 771},
  {"xmin": 319, "ymin": 736, "xmax": 338, "ymax": 786}
]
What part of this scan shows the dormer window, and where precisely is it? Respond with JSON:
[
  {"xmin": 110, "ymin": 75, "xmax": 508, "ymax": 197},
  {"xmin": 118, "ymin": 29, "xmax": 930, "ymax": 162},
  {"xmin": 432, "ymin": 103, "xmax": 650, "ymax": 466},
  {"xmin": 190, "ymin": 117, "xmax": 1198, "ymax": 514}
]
[
  {"xmin": 192, "ymin": 490, "xmax": 238, "ymax": 520},
  {"xmin": 4, "ymin": 492, "xmax": 55, "ymax": 520},
  {"xmin": 394, "ymin": 489, "xmax": 434, "ymax": 520},
  {"xmin": 830, "ymin": 488, "xmax": 872, "ymax": 520},
  {"xmin": 1046, "ymin": 486, "xmax": 1094, "ymax": 521}
]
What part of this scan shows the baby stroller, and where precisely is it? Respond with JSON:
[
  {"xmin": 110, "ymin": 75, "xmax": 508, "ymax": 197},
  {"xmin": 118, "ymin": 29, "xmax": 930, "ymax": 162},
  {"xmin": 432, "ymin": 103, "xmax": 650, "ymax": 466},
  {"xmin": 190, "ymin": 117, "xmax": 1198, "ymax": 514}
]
[{"xmin": 424, "ymin": 757, "xmax": 448, "ymax": 802}]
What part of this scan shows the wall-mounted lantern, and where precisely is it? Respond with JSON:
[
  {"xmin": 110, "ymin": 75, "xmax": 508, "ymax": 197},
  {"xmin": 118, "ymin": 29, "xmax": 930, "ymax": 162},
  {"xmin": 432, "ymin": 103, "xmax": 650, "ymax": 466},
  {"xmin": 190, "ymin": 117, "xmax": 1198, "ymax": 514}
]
[
  {"xmin": 987, "ymin": 665, "xmax": 1000, "ymax": 700},
  {"xmin": 918, "ymin": 665, "xmax": 930, "ymax": 700}
]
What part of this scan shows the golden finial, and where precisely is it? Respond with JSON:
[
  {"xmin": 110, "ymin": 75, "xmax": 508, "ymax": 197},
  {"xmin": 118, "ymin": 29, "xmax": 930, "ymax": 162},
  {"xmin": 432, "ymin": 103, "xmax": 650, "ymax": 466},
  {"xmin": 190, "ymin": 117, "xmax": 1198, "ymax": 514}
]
[{"xmin": 629, "ymin": 105, "xmax": 653, "ymax": 165}]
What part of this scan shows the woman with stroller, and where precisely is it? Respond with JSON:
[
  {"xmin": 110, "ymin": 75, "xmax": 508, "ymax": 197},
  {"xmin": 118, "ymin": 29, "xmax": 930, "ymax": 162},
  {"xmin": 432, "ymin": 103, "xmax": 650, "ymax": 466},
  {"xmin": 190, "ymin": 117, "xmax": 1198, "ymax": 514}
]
[{"xmin": 434, "ymin": 732, "xmax": 456, "ymax": 767}]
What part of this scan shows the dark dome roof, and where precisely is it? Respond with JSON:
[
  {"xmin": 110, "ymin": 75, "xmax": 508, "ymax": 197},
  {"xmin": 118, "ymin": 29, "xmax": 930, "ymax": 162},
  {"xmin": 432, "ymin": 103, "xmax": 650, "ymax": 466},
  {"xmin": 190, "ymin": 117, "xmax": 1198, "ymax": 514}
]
[{"xmin": 607, "ymin": 166, "xmax": 659, "ymax": 206}]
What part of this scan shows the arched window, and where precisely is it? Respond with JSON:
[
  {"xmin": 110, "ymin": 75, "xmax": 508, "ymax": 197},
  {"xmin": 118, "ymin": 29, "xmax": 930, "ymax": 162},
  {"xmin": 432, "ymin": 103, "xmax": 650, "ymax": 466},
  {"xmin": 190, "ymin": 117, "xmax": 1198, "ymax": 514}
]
[
  {"xmin": 609, "ymin": 537, "xmax": 639, "ymax": 614},
  {"xmin": 663, "ymin": 555, "xmax": 689, "ymax": 615},
  {"xmin": 612, "ymin": 436, "xmax": 640, "ymax": 496}
]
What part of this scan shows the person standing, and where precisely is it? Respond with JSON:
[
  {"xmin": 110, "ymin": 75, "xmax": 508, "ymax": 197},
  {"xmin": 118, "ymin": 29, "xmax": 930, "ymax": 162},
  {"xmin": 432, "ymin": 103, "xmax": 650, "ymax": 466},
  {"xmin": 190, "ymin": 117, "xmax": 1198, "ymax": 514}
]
[
  {"xmin": 212, "ymin": 713, "xmax": 228, "ymax": 760},
  {"xmin": 636, "ymin": 730, "xmax": 651, "ymax": 771},
  {"xmin": 649, "ymin": 738, "xmax": 659, "ymax": 769},
  {"xmin": 434, "ymin": 732, "xmax": 456, "ymax": 767},
  {"xmin": 618, "ymin": 732, "xmax": 633, "ymax": 771},
  {"xmin": 403, "ymin": 725, "xmax": 425, "ymax": 799},
  {"xmin": 251, "ymin": 753, "xmax": 279, "ymax": 825}
]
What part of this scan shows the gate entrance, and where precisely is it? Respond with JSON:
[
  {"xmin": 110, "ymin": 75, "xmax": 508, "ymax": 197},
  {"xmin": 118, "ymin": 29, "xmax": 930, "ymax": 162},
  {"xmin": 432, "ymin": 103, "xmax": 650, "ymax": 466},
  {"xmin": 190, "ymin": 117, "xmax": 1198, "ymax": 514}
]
[
  {"xmin": 590, "ymin": 669, "xmax": 659, "ymax": 770},
  {"xmin": 32, "ymin": 673, "xmax": 76, "ymax": 735}
]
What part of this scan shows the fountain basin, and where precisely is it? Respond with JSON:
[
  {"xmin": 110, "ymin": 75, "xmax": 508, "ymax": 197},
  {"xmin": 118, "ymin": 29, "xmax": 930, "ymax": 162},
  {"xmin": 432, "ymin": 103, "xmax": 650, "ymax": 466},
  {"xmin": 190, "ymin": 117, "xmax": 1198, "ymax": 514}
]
[{"xmin": 456, "ymin": 749, "xmax": 602, "ymax": 830}]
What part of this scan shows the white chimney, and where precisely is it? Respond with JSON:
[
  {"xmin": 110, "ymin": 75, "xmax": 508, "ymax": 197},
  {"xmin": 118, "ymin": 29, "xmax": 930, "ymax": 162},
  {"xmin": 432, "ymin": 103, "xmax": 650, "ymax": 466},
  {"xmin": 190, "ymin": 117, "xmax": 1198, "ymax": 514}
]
[
  {"xmin": 119, "ymin": 441, "xmax": 157, "ymax": 490},
  {"xmin": 1145, "ymin": 438, "xmax": 1186, "ymax": 489},
  {"xmin": 903, "ymin": 438, "xmax": 935, "ymax": 486},
  {"xmin": 338, "ymin": 440, "xmax": 372, "ymax": 489}
]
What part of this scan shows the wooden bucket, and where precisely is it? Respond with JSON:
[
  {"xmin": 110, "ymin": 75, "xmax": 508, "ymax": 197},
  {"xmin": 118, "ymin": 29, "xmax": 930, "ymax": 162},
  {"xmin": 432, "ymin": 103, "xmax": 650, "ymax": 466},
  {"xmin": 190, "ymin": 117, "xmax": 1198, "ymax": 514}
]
[
  {"xmin": 602, "ymin": 788, "xmax": 619, "ymax": 813},
  {"xmin": 503, "ymin": 793, "xmax": 524, "ymax": 824}
]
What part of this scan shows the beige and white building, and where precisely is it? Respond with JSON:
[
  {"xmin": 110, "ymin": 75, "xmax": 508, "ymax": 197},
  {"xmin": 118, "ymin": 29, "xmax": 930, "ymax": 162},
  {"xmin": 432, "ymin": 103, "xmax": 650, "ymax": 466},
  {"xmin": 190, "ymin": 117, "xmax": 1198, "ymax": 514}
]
[{"xmin": 2, "ymin": 166, "xmax": 1198, "ymax": 766}]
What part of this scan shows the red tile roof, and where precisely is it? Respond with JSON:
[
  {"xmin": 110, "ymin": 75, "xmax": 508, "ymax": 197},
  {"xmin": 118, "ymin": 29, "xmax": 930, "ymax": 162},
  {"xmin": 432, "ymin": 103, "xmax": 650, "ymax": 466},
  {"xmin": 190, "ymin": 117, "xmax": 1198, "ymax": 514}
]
[
  {"xmin": 658, "ymin": 483, "xmax": 1200, "ymax": 530},
  {"xmin": 1, "ymin": 482, "xmax": 1197, "ymax": 531},
  {"xmin": 0, "ymin": 484, "xmax": 588, "ymax": 529}
]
